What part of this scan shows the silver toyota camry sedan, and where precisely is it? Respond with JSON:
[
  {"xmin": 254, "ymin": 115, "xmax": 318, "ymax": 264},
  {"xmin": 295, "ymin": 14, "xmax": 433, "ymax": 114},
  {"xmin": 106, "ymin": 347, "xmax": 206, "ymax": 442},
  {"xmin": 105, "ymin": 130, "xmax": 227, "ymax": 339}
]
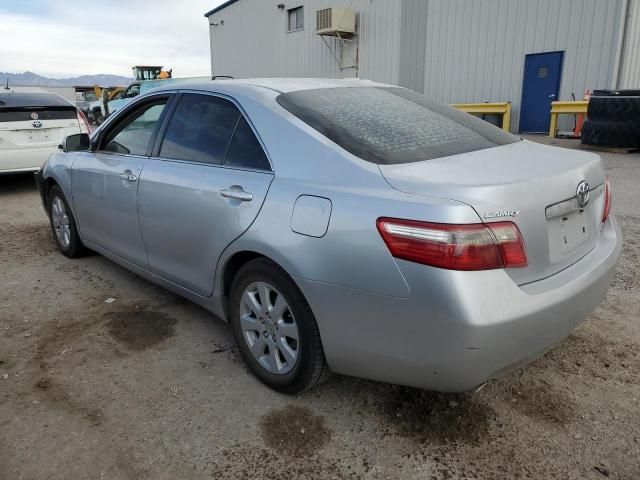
[{"xmin": 35, "ymin": 78, "xmax": 621, "ymax": 394}]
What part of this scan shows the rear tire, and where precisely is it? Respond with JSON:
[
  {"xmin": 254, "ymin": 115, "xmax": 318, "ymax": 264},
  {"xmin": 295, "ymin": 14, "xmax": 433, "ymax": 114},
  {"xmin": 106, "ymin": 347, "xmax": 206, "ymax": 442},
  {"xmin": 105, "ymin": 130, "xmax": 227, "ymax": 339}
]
[
  {"xmin": 47, "ymin": 185, "xmax": 88, "ymax": 258},
  {"xmin": 229, "ymin": 258, "xmax": 330, "ymax": 394},
  {"xmin": 581, "ymin": 120, "xmax": 640, "ymax": 148},
  {"xmin": 587, "ymin": 96, "xmax": 640, "ymax": 123}
]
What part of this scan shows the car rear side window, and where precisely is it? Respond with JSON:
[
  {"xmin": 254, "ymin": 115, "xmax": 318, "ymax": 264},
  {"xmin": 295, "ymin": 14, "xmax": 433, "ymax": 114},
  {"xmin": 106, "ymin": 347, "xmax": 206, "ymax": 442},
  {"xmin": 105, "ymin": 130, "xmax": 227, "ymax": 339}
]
[
  {"xmin": 101, "ymin": 101, "xmax": 167, "ymax": 156},
  {"xmin": 225, "ymin": 116, "xmax": 270, "ymax": 170},
  {"xmin": 160, "ymin": 93, "xmax": 240, "ymax": 165},
  {"xmin": 276, "ymin": 87, "xmax": 520, "ymax": 164}
]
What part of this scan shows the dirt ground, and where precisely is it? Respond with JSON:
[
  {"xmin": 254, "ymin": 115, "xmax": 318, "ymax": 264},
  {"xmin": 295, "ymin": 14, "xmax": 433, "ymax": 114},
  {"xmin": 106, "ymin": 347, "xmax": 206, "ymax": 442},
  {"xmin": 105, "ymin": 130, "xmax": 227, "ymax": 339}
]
[{"xmin": 1, "ymin": 137, "xmax": 639, "ymax": 480}]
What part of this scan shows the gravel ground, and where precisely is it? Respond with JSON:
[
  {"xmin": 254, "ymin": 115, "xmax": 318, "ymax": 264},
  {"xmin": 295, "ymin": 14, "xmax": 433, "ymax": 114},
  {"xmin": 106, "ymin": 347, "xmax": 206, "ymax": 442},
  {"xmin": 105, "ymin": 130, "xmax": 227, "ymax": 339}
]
[{"xmin": 1, "ymin": 137, "xmax": 638, "ymax": 480}]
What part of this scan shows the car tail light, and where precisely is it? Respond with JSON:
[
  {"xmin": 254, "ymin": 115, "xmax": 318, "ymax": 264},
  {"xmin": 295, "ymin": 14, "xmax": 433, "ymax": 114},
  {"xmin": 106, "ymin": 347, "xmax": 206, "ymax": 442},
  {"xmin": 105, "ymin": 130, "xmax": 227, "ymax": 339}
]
[
  {"xmin": 376, "ymin": 218, "xmax": 528, "ymax": 271},
  {"xmin": 77, "ymin": 109, "xmax": 90, "ymax": 134},
  {"xmin": 602, "ymin": 178, "xmax": 611, "ymax": 223}
]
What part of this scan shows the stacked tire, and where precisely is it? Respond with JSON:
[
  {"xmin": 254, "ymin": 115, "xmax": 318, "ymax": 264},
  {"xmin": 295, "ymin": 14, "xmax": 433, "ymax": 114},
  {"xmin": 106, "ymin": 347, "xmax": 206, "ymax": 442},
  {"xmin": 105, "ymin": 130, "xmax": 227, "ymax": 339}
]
[{"xmin": 581, "ymin": 90, "xmax": 640, "ymax": 149}]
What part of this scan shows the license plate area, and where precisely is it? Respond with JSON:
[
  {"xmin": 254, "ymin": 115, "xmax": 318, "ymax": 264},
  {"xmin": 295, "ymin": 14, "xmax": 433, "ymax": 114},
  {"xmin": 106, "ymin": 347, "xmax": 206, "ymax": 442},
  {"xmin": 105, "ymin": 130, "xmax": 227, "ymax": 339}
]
[
  {"xmin": 547, "ymin": 208, "xmax": 589, "ymax": 263},
  {"xmin": 22, "ymin": 129, "xmax": 50, "ymax": 143},
  {"xmin": 11, "ymin": 128, "xmax": 58, "ymax": 146}
]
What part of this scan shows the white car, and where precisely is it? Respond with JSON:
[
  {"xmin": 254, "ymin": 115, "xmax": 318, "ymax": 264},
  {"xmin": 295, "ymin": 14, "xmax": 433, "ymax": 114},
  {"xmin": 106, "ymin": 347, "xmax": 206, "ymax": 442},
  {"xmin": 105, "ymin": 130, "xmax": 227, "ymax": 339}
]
[{"xmin": 0, "ymin": 87, "xmax": 89, "ymax": 174}]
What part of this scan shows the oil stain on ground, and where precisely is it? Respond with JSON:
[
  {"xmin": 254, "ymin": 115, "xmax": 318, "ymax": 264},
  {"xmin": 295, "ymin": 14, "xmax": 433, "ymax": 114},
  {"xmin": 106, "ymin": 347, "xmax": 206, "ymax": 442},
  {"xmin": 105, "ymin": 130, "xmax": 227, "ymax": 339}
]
[
  {"xmin": 379, "ymin": 386, "xmax": 494, "ymax": 445},
  {"xmin": 105, "ymin": 308, "xmax": 177, "ymax": 351},
  {"xmin": 260, "ymin": 405, "xmax": 332, "ymax": 458},
  {"xmin": 385, "ymin": 381, "xmax": 576, "ymax": 478}
]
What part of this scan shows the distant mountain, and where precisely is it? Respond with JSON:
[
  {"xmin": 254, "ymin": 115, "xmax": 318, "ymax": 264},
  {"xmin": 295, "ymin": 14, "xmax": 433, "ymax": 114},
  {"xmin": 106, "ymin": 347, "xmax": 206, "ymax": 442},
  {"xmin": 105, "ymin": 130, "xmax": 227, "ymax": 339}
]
[{"xmin": 1, "ymin": 71, "xmax": 132, "ymax": 87}]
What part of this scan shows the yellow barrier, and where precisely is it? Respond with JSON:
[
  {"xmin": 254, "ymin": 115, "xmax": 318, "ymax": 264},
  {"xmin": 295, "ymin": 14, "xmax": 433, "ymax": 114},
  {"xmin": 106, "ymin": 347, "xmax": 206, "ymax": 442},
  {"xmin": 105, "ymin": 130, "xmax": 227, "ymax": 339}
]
[
  {"xmin": 451, "ymin": 102, "xmax": 512, "ymax": 132},
  {"xmin": 549, "ymin": 100, "xmax": 588, "ymax": 137}
]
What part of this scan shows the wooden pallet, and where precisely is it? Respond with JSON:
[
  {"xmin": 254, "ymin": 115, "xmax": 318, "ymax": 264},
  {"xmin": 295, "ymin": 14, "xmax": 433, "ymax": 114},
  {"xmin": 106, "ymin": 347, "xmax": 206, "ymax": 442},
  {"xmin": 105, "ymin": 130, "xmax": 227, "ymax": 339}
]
[{"xmin": 579, "ymin": 143, "xmax": 640, "ymax": 154}]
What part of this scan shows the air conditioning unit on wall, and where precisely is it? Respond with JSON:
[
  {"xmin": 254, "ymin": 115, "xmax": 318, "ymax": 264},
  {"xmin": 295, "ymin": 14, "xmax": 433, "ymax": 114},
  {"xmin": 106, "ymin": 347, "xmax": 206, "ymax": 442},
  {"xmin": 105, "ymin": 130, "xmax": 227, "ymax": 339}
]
[{"xmin": 315, "ymin": 8, "xmax": 357, "ymax": 36}]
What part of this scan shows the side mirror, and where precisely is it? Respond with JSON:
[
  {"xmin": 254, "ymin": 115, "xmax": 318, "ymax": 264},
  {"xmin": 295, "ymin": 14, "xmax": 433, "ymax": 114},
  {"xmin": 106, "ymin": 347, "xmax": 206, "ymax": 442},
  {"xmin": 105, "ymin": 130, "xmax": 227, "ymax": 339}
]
[{"xmin": 61, "ymin": 133, "xmax": 91, "ymax": 152}]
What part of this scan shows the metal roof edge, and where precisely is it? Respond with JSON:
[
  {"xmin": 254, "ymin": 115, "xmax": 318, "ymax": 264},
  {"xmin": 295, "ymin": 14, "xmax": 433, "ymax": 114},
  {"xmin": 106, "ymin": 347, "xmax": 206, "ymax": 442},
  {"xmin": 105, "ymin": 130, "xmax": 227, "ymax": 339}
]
[{"xmin": 204, "ymin": 0, "xmax": 241, "ymax": 17}]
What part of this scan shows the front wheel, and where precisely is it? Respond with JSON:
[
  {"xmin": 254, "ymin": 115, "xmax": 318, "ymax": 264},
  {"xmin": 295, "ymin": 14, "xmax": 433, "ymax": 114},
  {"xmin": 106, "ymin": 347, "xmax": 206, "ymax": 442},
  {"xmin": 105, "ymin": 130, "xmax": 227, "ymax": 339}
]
[
  {"xmin": 229, "ymin": 258, "xmax": 330, "ymax": 394},
  {"xmin": 48, "ymin": 185, "xmax": 88, "ymax": 258}
]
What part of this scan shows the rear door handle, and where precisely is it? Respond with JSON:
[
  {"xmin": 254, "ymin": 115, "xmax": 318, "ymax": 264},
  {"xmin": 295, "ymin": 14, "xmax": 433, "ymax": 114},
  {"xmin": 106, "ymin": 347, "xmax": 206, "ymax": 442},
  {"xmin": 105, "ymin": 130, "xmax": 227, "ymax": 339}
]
[
  {"xmin": 220, "ymin": 188, "xmax": 253, "ymax": 202},
  {"xmin": 119, "ymin": 172, "xmax": 137, "ymax": 182}
]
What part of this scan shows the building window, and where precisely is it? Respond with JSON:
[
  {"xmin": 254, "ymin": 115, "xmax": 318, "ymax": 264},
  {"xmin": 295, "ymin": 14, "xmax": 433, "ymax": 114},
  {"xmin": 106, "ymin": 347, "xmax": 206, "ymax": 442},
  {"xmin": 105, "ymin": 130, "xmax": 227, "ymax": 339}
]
[{"xmin": 287, "ymin": 6, "xmax": 304, "ymax": 32}]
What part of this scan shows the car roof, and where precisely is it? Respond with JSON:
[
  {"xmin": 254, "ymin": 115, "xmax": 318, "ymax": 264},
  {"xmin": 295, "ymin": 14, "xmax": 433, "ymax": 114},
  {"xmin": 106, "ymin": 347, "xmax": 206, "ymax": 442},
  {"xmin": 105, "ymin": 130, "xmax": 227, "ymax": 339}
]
[{"xmin": 147, "ymin": 77, "xmax": 397, "ymax": 95}]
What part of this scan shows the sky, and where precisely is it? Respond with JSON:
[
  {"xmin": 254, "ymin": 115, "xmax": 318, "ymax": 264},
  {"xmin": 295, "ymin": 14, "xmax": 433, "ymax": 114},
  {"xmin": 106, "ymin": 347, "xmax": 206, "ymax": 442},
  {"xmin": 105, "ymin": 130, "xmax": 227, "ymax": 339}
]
[{"xmin": 0, "ymin": 0, "xmax": 227, "ymax": 78}]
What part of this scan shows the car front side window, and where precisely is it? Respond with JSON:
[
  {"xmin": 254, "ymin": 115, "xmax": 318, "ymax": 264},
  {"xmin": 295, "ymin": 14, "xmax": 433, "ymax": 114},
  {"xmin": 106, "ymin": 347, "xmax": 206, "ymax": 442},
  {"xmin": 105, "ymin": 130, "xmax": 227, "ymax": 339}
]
[{"xmin": 101, "ymin": 100, "xmax": 167, "ymax": 156}]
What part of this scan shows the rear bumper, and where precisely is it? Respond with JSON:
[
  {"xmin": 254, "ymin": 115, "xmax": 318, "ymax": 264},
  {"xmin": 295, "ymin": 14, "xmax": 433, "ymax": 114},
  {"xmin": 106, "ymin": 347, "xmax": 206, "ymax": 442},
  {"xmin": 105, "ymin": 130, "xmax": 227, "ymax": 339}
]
[
  {"xmin": 0, "ymin": 146, "xmax": 57, "ymax": 173},
  {"xmin": 297, "ymin": 217, "xmax": 621, "ymax": 392}
]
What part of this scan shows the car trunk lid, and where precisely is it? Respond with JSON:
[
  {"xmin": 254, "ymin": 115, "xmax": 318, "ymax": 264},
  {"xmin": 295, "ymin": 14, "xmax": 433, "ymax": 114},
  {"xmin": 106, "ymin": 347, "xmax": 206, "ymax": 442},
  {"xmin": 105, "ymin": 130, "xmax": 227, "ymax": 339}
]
[
  {"xmin": 0, "ymin": 111, "xmax": 80, "ymax": 151},
  {"xmin": 378, "ymin": 140, "xmax": 606, "ymax": 285},
  {"xmin": 0, "ymin": 92, "xmax": 80, "ymax": 151}
]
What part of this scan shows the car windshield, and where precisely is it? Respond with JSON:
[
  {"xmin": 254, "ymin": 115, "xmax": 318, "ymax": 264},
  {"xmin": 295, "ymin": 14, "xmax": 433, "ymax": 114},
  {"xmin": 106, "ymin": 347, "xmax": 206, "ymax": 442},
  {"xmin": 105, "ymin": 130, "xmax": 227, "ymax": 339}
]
[{"xmin": 276, "ymin": 87, "xmax": 520, "ymax": 164}]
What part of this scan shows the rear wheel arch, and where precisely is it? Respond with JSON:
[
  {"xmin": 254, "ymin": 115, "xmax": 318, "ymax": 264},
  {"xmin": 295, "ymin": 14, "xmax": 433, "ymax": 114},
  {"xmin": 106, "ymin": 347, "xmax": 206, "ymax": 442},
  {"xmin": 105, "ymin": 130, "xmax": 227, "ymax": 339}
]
[
  {"xmin": 221, "ymin": 251, "xmax": 278, "ymax": 318},
  {"xmin": 220, "ymin": 251, "xmax": 305, "ymax": 320}
]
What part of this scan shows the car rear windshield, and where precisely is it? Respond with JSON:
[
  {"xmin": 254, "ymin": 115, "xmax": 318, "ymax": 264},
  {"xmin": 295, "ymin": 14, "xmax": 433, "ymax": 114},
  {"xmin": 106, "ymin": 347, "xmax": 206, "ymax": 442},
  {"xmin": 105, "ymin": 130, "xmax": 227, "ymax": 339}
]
[
  {"xmin": 0, "ymin": 92, "xmax": 76, "ymax": 122},
  {"xmin": 276, "ymin": 87, "xmax": 520, "ymax": 164}
]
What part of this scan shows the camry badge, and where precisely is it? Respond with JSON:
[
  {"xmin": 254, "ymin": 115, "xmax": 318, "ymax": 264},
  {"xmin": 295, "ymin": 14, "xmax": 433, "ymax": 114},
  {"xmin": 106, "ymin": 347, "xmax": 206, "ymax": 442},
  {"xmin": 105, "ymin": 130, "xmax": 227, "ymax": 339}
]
[
  {"xmin": 576, "ymin": 181, "xmax": 590, "ymax": 207},
  {"xmin": 30, "ymin": 112, "xmax": 39, "ymax": 120},
  {"xmin": 484, "ymin": 210, "xmax": 520, "ymax": 219},
  {"xmin": 32, "ymin": 120, "xmax": 42, "ymax": 128}
]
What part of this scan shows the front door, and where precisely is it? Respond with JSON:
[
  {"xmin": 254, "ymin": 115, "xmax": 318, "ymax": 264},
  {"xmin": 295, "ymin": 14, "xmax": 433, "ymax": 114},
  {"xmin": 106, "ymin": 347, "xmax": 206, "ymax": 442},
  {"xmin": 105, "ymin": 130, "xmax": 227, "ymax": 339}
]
[
  {"xmin": 72, "ymin": 97, "xmax": 169, "ymax": 266},
  {"xmin": 138, "ymin": 92, "xmax": 274, "ymax": 297},
  {"xmin": 520, "ymin": 51, "xmax": 564, "ymax": 133}
]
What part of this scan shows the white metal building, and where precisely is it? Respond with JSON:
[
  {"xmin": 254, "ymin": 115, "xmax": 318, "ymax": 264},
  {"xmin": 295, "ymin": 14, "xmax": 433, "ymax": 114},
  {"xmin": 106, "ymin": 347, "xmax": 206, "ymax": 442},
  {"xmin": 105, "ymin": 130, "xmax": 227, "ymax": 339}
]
[{"xmin": 206, "ymin": 0, "xmax": 640, "ymax": 132}]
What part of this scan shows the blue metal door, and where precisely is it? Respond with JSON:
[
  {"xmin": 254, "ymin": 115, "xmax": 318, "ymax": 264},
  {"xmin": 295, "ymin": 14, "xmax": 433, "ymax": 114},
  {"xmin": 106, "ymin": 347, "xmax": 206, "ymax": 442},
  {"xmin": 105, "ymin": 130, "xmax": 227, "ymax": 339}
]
[{"xmin": 520, "ymin": 51, "xmax": 564, "ymax": 133}]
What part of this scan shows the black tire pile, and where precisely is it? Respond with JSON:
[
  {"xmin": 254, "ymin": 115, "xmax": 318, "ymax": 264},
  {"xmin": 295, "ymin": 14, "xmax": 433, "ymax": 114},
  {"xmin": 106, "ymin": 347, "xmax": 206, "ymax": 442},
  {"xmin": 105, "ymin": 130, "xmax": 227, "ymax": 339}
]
[{"xmin": 581, "ymin": 89, "xmax": 640, "ymax": 149}]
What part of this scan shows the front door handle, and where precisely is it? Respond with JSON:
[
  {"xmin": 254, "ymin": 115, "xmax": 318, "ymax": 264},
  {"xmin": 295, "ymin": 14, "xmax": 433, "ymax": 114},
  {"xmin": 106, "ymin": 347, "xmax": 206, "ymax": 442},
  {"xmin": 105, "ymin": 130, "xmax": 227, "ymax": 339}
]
[
  {"xmin": 220, "ymin": 187, "xmax": 253, "ymax": 202},
  {"xmin": 119, "ymin": 171, "xmax": 137, "ymax": 182}
]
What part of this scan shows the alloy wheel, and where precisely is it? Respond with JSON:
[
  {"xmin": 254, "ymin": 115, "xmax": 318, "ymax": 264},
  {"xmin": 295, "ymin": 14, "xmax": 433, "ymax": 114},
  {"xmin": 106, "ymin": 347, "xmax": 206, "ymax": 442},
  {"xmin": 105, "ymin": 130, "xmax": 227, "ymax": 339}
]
[
  {"xmin": 51, "ymin": 196, "xmax": 71, "ymax": 249},
  {"xmin": 239, "ymin": 282, "xmax": 299, "ymax": 374}
]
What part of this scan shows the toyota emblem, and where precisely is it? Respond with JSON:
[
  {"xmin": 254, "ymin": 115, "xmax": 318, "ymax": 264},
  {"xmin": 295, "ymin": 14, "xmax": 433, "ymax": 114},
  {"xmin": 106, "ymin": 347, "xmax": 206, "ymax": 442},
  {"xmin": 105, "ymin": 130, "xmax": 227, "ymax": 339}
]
[
  {"xmin": 30, "ymin": 112, "xmax": 39, "ymax": 120},
  {"xmin": 576, "ymin": 181, "xmax": 590, "ymax": 207}
]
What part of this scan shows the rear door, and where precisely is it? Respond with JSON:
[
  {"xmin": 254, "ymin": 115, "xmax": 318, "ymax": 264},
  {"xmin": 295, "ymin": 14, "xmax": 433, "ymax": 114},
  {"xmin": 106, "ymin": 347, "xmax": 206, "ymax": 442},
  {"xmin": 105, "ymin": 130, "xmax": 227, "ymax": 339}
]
[
  {"xmin": 138, "ymin": 92, "xmax": 274, "ymax": 297},
  {"xmin": 0, "ymin": 92, "xmax": 81, "ymax": 170},
  {"xmin": 72, "ymin": 95, "xmax": 171, "ymax": 266}
]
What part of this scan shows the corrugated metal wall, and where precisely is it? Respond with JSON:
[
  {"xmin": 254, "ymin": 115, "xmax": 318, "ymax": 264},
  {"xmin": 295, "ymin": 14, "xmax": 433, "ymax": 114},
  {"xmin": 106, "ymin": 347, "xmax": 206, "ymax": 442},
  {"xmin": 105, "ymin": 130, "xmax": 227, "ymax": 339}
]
[
  {"xmin": 619, "ymin": 0, "xmax": 640, "ymax": 88},
  {"xmin": 208, "ymin": 0, "xmax": 403, "ymax": 84},
  {"xmin": 420, "ymin": 0, "xmax": 625, "ymax": 131},
  {"xmin": 398, "ymin": 0, "xmax": 428, "ymax": 92},
  {"xmin": 208, "ymin": 0, "xmax": 628, "ymax": 131}
]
